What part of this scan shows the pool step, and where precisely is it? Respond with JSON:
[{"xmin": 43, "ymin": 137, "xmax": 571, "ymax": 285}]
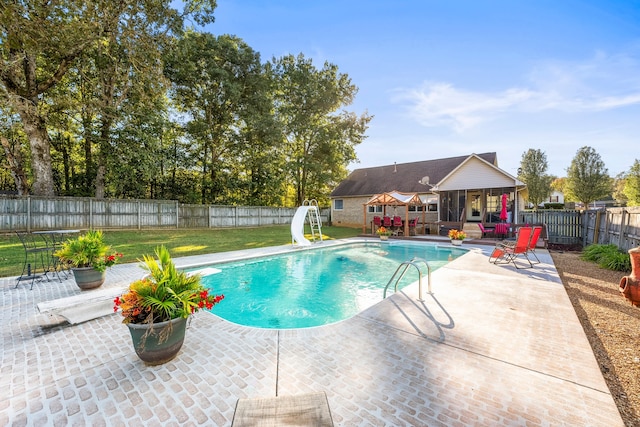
[{"xmin": 462, "ymin": 222, "xmax": 483, "ymax": 239}]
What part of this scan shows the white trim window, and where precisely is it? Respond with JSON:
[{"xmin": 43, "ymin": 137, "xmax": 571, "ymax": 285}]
[
  {"xmin": 333, "ymin": 199, "xmax": 344, "ymax": 210},
  {"xmin": 368, "ymin": 205, "xmax": 383, "ymax": 213}
]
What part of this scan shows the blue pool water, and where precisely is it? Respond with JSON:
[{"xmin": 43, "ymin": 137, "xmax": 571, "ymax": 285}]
[{"xmin": 196, "ymin": 242, "xmax": 466, "ymax": 329}]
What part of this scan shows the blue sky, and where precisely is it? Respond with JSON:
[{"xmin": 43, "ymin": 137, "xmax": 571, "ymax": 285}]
[{"xmin": 204, "ymin": 0, "xmax": 640, "ymax": 178}]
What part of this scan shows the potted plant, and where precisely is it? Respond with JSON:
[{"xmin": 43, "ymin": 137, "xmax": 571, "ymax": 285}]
[
  {"xmin": 376, "ymin": 226, "xmax": 392, "ymax": 240},
  {"xmin": 113, "ymin": 245, "xmax": 224, "ymax": 365},
  {"xmin": 448, "ymin": 229, "xmax": 467, "ymax": 246},
  {"xmin": 54, "ymin": 230, "xmax": 122, "ymax": 289}
]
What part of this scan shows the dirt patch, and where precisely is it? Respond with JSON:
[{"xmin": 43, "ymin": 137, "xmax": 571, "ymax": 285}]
[{"xmin": 551, "ymin": 251, "xmax": 640, "ymax": 427}]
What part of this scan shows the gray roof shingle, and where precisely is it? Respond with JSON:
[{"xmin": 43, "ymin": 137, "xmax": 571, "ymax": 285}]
[{"xmin": 331, "ymin": 152, "xmax": 497, "ymax": 197}]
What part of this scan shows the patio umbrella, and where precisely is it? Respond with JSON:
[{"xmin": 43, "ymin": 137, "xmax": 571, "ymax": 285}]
[{"xmin": 500, "ymin": 193, "xmax": 508, "ymax": 222}]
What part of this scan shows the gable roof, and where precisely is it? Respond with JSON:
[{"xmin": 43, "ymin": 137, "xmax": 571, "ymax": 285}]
[
  {"xmin": 365, "ymin": 191, "xmax": 424, "ymax": 206},
  {"xmin": 331, "ymin": 152, "xmax": 498, "ymax": 197}
]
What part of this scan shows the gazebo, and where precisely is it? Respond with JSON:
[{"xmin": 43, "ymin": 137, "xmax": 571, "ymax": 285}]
[{"xmin": 363, "ymin": 191, "xmax": 426, "ymax": 236}]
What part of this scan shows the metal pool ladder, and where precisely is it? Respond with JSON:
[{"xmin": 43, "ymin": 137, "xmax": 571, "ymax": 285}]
[{"xmin": 383, "ymin": 257, "xmax": 431, "ymax": 302}]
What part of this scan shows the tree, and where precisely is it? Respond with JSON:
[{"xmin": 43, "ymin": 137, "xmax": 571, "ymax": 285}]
[
  {"xmin": 623, "ymin": 160, "xmax": 640, "ymax": 206},
  {"xmin": 565, "ymin": 146, "xmax": 611, "ymax": 207},
  {"xmin": 518, "ymin": 149, "xmax": 553, "ymax": 209},
  {"xmin": 0, "ymin": 111, "xmax": 29, "ymax": 194},
  {"xmin": 164, "ymin": 32, "xmax": 272, "ymax": 204},
  {"xmin": 271, "ymin": 54, "xmax": 372, "ymax": 206},
  {"xmin": 0, "ymin": 0, "xmax": 217, "ymax": 196},
  {"xmin": 612, "ymin": 172, "xmax": 628, "ymax": 206}
]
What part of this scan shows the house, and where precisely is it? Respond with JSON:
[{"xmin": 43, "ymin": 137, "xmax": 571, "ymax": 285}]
[
  {"xmin": 330, "ymin": 152, "xmax": 526, "ymax": 236},
  {"xmin": 527, "ymin": 190, "xmax": 565, "ymax": 208}
]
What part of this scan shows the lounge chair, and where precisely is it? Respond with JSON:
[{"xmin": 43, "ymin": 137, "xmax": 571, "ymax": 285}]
[
  {"xmin": 524, "ymin": 226, "xmax": 543, "ymax": 264},
  {"xmin": 489, "ymin": 226, "xmax": 533, "ymax": 268}
]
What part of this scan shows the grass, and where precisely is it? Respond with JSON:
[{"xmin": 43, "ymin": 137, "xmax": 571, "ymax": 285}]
[{"xmin": 0, "ymin": 225, "xmax": 362, "ymax": 278}]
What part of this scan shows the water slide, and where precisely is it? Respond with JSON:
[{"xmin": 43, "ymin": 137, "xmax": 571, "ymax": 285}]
[{"xmin": 291, "ymin": 206, "xmax": 313, "ymax": 246}]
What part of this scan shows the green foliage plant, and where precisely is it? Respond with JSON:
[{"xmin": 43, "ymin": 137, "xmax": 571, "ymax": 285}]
[
  {"xmin": 581, "ymin": 244, "xmax": 618, "ymax": 262},
  {"xmin": 519, "ymin": 148, "xmax": 553, "ymax": 209},
  {"xmin": 622, "ymin": 159, "xmax": 640, "ymax": 206},
  {"xmin": 54, "ymin": 230, "xmax": 122, "ymax": 272},
  {"xmin": 566, "ymin": 146, "xmax": 612, "ymax": 207},
  {"xmin": 114, "ymin": 246, "xmax": 224, "ymax": 324},
  {"xmin": 542, "ymin": 203, "xmax": 564, "ymax": 209},
  {"xmin": 600, "ymin": 251, "xmax": 632, "ymax": 272},
  {"xmin": 581, "ymin": 244, "xmax": 631, "ymax": 272}
]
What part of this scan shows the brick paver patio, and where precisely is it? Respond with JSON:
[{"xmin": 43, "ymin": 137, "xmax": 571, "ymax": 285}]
[{"xmin": 0, "ymin": 239, "xmax": 624, "ymax": 426}]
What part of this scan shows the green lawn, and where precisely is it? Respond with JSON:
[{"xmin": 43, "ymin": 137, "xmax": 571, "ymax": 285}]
[{"xmin": 0, "ymin": 226, "xmax": 361, "ymax": 278}]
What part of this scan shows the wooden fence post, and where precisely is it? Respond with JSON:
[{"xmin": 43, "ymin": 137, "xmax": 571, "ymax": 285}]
[{"xmin": 27, "ymin": 196, "xmax": 31, "ymax": 232}]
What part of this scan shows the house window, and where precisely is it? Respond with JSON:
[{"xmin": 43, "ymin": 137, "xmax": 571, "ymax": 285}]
[
  {"xmin": 408, "ymin": 206, "xmax": 424, "ymax": 212},
  {"xmin": 333, "ymin": 199, "xmax": 344, "ymax": 210},
  {"xmin": 368, "ymin": 205, "xmax": 382, "ymax": 213},
  {"xmin": 428, "ymin": 204, "xmax": 438, "ymax": 212}
]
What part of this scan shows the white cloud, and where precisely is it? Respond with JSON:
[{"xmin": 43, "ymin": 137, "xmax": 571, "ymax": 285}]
[{"xmin": 396, "ymin": 50, "xmax": 640, "ymax": 132}]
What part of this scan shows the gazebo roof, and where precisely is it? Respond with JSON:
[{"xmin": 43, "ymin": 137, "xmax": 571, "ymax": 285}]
[{"xmin": 365, "ymin": 191, "xmax": 424, "ymax": 206}]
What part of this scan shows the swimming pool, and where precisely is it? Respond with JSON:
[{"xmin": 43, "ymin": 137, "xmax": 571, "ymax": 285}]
[{"xmin": 196, "ymin": 241, "xmax": 466, "ymax": 329}]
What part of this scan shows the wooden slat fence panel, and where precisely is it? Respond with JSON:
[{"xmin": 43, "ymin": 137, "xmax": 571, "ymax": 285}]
[
  {"xmin": 0, "ymin": 194, "xmax": 333, "ymax": 234},
  {"xmin": 179, "ymin": 205, "xmax": 209, "ymax": 228},
  {"xmin": 595, "ymin": 207, "xmax": 640, "ymax": 251},
  {"xmin": 521, "ymin": 210, "xmax": 582, "ymax": 245},
  {"xmin": 0, "ymin": 197, "xmax": 28, "ymax": 230}
]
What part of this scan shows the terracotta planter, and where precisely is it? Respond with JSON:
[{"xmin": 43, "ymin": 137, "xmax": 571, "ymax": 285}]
[
  {"xmin": 126, "ymin": 317, "xmax": 187, "ymax": 365},
  {"xmin": 72, "ymin": 267, "xmax": 105, "ymax": 290},
  {"xmin": 619, "ymin": 247, "xmax": 640, "ymax": 307}
]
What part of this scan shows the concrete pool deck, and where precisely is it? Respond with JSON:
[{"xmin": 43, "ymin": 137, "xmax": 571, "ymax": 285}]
[{"xmin": 0, "ymin": 238, "xmax": 624, "ymax": 426}]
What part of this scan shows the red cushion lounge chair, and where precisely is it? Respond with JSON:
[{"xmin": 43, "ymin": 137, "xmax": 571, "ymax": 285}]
[
  {"xmin": 373, "ymin": 216, "xmax": 382, "ymax": 227},
  {"xmin": 489, "ymin": 226, "xmax": 533, "ymax": 268},
  {"xmin": 383, "ymin": 216, "xmax": 392, "ymax": 228}
]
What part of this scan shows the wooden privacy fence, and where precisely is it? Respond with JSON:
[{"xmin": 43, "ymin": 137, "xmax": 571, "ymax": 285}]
[
  {"xmin": 0, "ymin": 195, "xmax": 330, "ymax": 232},
  {"xmin": 520, "ymin": 210, "xmax": 583, "ymax": 245},
  {"xmin": 521, "ymin": 207, "xmax": 640, "ymax": 251}
]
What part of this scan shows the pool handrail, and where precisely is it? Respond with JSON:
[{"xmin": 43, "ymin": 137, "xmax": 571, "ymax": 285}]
[{"xmin": 383, "ymin": 257, "xmax": 431, "ymax": 301}]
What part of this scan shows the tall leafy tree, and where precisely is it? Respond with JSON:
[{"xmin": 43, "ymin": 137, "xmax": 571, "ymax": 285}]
[
  {"xmin": 518, "ymin": 148, "xmax": 553, "ymax": 209},
  {"xmin": 612, "ymin": 172, "xmax": 628, "ymax": 206},
  {"xmin": 565, "ymin": 146, "xmax": 611, "ymax": 207},
  {"xmin": 0, "ymin": 0, "xmax": 216, "ymax": 196},
  {"xmin": 164, "ymin": 32, "xmax": 270, "ymax": 204},
  {"xmin": 622, "ymin": 160, "xmax": 640, "ymax": 206},
  {"xmin": 271, "ymin": 54, "xmax": 372, "ymax": 206}
]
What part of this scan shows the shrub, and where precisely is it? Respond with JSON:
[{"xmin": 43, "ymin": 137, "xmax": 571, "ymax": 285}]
[
  {"xmin": 542, "ymin": 203, "xmax": 565, "ymax": 209},
  {"xmin": 598, "ymin": 251, "xmax": 632, "ymax": 272},
  {"xmin": 581, "ymin": 244, "xmax": 618, "ymax": 262},
  {"xmin": 581, "ymin": 244, "xmax": 631, "ymax": 272}
]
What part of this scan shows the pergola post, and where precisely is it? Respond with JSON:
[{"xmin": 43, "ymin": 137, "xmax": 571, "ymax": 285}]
[{"xmin": 362, "ymin": 204, "xmax": 367, "ymax": 234}]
